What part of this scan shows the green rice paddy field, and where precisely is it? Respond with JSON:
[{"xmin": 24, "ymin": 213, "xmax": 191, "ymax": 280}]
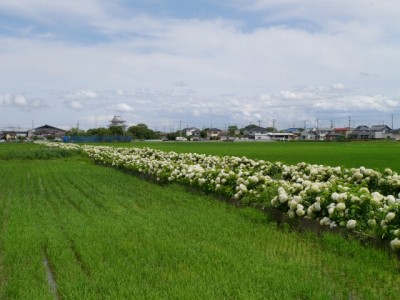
[
  {"xmin": 0, "ymin": 142, "xmax": 400, "ymax": 299},
  {"xmin": 133, "ymin": 140, "xmax": 400, "ymax": 173}
]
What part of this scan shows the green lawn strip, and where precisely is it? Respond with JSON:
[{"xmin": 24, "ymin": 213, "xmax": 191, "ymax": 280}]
[{"xmin": 1, "ymin": 157, "xmax": 400, "ymax": 298}]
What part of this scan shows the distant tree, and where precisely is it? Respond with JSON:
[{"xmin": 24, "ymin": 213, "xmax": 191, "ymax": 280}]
[
  {"xmin": 243, "ymin": 124, "xmax": 258, "ymax": 130},
  {"xmin": 127, "ymin": 124, "xmax": 160, "ymax": 140},
  {"xmin": 65, "ymin": 128, "xmax": 86, "ymax": 136},
  {"xmin": 200, "ymin": 128, "xmax": 209, "ymax": 139},
  {"xmin": 87, "ymin": 127, "xmax": 112, "ymax": 136},
  {"xmin": 166, "ymin": 132, "xmax": 177, "ymax": 141},
  {"xmin": 109, "ymin": 125, "xmax": 124, "ymax": 136},
  {"xmin": 228, "ymin": 125, "xmax": 240, "ymax": 137},
  {"xmin": 265, "ymin": 127, "xmax": 276, "ymax": 132}
]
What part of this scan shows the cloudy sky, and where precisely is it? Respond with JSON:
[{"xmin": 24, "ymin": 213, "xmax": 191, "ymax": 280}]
[{"xmin": 1, "ymin": 0, "xmax": 400, "ymax": 131}]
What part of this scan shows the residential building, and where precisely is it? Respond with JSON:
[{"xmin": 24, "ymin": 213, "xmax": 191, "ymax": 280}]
[
  {"xmin": 349, "ymin": 125, "xmax": 392, "ymax": 139},
  {"xmin": 333, "ymin": 127, "xmax": 352, "ymax": 139},
  {"xmin": 1, "ymin": 130, "xmax": 29, "ymax": 141},
  {"xmin": 34, "ymin": 124, "xmax": 66, "ymax": 138},
  {"xmin": 254, "ymin": 132, "xmax": 295, "ymax": 141},
  {"xmin": 182, "ymin": 127, "xmax": 201, "ymax": 140},
  {"xmin": 300, "ymin": 128, "xmax": 333, "ymax": 140},
  {"xmin": 207, "ymin": 128, "xmax": 222, "ymax": 139},
  {"xmin": 242, "ymin": 125, "xmax": 267, "ymax": 139}
]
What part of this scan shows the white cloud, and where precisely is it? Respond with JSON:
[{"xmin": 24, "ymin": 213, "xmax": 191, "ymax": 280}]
[
  {"xmin": 0, "ymin": 94, "xmax": 47, "ymax": 110},
  {"xmin": 1, "ymin": 1, "xmax": 400, "ymax": 129},
  {"xmin": 0, "ymin": 0, "xmax": 106, "ymax": 24},
  {"xmin": 65, "ymin": 90, "xmax": 97, "ymax": 100},
  {"xmin": 107, "ymin": 103, "xmax": 134, "ymax": 112},
  {"xmin": 67, "ymin": 100, "xmax": 84, "ymax": 110},
  {"xmin": 331, "ymin": 83, "xmax": 344, "ymax": 90},
  {"xmin": 83, "ymin": 114, "xmax": 114, "ymax": 127}
]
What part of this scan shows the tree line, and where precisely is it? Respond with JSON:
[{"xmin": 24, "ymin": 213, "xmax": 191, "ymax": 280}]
[
  {"xmin": 65, "ymin": 124, "xmax": 160, "ymax": 140},
  {"xmin": 64, "ymin": 123, "xmax": 281, "ymax": 141}
]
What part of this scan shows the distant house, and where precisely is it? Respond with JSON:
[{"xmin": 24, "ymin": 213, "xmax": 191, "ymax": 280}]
[
  {"xmin": 300, "ymin": 128, "xmax": 333, "ymax": 140},
  {"xmin": 349, "ymin": 126, "xmax": 370, "ymax": 139},
  {"xmin": 325, "ymin": 133, "xmax": 344, "ymax": 141},
  {"xmin": 207, "ymin": 128, "xmax": 222, "ymax": 139},
  {"xmin": 284, "ymin": 128, "xmax": 301, "ymax": 134},
  {"xmin": 219, "ymin": 131, "xmax": 235, "ymax": 141},
  {"xmin": 182, "ymin": 127, "xmax": 201, "ymax": 140},
  {"xmin": 333, "ymin": 127, "xmax": 352, "ymax": 139},
  {"xmin": 349, "ymin": 125, "xmax": 392, "ymax": 139},
  {"xmin": 1, "ymin": 130, "xmax": 29, "ymax": 141},
  {"xmin": 242, "ymin": 126, "xmax": 267, "ymax": 139},
  {"xmin": 254, "ymin": 132, "xmax": 295, "ymax": 141},
  {"xmin": 34, "ymin": 125, "xmax": 66, "ymax": 139},
  {"xmin": 392, "ymin": 129, "xmax": 400, "ymax": 140},
  {"xmin": 369, "ymin": 125, "xmax": 392, "ymax": 139}
]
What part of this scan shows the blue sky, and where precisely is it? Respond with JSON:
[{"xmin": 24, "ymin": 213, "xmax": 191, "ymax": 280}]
[{"xmin": 1, "ymin": 0, "xmax": 400, "ymax": 131}]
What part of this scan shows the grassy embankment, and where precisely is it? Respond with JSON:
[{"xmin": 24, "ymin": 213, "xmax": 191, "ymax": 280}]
[{"xmin": 0, "ymin": 143, "xmax": 399, "ymax": 299}]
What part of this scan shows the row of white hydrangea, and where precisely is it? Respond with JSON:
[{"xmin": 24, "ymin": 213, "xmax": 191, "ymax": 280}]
[{"xmin": 46, "ymin": 142, "xmax": 400, "ymax": 251}]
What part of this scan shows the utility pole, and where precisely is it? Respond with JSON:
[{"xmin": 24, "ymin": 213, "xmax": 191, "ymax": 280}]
[
  {"xmin": 391, "ymin": 114, "xmax": 394, "ymax": 129},
  {"xmin": 348, "ymin": 116, "xmax": 351, "ymax": 129},
  {"xmin": 272, "ymin": 119, "xmax": 276, "ymax": 131}
]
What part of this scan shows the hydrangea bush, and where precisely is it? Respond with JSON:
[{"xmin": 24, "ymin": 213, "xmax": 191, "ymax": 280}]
[{"xmin": 47, "ymin": 142, "xmax": 400, "ymax": 251}]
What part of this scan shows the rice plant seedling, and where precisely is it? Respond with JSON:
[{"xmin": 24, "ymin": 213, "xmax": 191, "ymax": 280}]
[{"xmin": 0, "ymin": 143, "xmax": 399, "ymax": 299}]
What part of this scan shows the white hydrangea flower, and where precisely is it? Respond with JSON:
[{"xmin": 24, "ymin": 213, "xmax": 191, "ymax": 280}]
[
  {"xmin": 289, "ymin": 200, "xmax": 298, "ymax": 211},
  {"xmin": 239, "ymin": 184, "xmax": 248, "ymax": 192},
  {"xmin": 386, "ymin": 212, "xmax": 396, "ymax": 222},
  {"xmin": 346, "ymin": 220, "xmax": 357, "ymax": 230},
  {"xmin": 312, "ymin": 202, "xmax": 321, "ymax": 211},
  {"xmin": 278, "ymin": 193, "xmax": 288, "ymax": 203},
  {"xmin": 320, "ymin": 217, "xmax": 331, "ymax": 226},
  {"xmin": 331, "ymin": 192, "xmax": 339, "ymax": 201},
  {"xmin": 386, "ymin": 195, "xmax": 396, "ymax": 206},
  {"xmin": 328, "ymin": 205, "xmax": 335, "ymax": 216},
  {"xmin": 296, "ymin": 208, "xmax": 305, "ymax": 217},
  {"xmin": 390, "ymin": 238, "xmax": 400, "ymax": 251},
  {"xmin": 336, "ymin": 202, "xmax": 346, "ymax": 211}
]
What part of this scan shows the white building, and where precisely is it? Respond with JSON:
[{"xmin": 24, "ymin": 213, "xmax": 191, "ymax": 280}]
[{"xmin": 254, "ymin": 132, "xmax": 294, "ymax": 141}]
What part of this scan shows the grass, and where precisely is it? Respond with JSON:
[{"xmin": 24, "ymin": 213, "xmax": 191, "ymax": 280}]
[
  {"xmin": 0, "ymin": 144, "xmax": 400, "ymax": 299},
  {"xmin": 122, "ymin": 140, "xmax": 400, "ymax": 172}
]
